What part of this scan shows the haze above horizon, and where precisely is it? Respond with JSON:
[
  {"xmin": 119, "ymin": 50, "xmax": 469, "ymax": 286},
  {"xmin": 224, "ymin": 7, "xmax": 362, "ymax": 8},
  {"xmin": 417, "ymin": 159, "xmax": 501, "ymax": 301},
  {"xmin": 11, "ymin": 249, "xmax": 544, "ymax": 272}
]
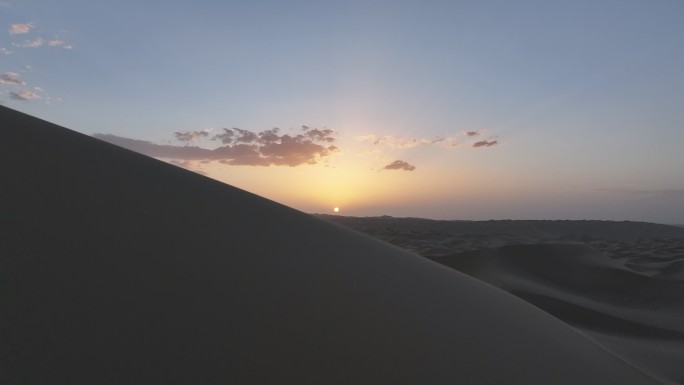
[{"xmin": 2, "ymin": 0, "xmax": 683, "ymax": 223}]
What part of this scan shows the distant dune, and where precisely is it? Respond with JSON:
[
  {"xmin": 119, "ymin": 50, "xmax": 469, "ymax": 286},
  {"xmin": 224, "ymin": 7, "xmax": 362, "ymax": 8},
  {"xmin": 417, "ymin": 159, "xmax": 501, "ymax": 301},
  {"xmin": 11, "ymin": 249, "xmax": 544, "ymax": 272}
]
[
  {"xmin": 319, "ymin": 215, "xmax": 684, "ymax": 384},
  {"xmin": 0, "ymin": 105, "xmax": 669, "ymax": 384},
  {"xmin": 316, "ymin": 214, "xmax": 684, "ymax": 257}
]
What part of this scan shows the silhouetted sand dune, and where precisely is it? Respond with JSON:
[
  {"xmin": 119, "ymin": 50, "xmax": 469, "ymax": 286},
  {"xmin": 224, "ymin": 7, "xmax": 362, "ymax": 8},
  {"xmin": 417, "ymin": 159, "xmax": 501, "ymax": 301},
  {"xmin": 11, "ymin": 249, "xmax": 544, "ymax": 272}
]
[{"xmin": 0, "ymin": 105, "xmax": 666, "ymax": 384}]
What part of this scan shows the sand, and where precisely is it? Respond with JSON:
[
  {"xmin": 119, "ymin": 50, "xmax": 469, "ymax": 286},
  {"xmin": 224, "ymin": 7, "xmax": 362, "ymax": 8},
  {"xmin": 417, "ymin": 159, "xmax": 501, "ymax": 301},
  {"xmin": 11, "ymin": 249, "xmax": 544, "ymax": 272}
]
[
  {"xmin": 0, "ymin": 105, "xmax": 671, "ymax": 384},
  {"xmin": 320, "ymin": 215, "xmax": 684, "ymax": 384}
]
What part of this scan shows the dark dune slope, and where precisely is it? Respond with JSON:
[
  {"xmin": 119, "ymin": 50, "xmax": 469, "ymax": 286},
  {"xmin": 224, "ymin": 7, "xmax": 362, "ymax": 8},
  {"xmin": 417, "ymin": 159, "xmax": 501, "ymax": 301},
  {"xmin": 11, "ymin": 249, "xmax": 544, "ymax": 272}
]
[
  {"xmin": 0, "ymin": 106, "xmax": 664, "ymax": 384},
  {"xmin": 432, "ymin": 244, "xmax": 684, "ymax": 384}
]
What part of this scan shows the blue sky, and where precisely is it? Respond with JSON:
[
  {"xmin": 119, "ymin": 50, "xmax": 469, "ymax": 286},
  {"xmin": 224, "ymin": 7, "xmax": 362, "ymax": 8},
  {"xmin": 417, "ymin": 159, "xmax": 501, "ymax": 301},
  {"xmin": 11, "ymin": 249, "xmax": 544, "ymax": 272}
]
[{"xmin": 2, "ymin": 0, "xmax": 684, "ymax": 222}]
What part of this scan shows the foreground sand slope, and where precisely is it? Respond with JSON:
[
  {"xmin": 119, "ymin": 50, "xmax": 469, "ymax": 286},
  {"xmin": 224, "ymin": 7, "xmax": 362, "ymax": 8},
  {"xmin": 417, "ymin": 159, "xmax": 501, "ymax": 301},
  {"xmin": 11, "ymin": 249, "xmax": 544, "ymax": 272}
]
[
  {"xmin": 433, "ymin": 244, "xmax": 684, "ymax": 384},
  {"xmin": 0, "ymin": 105, "xmax": 663, "ymax": 384}
]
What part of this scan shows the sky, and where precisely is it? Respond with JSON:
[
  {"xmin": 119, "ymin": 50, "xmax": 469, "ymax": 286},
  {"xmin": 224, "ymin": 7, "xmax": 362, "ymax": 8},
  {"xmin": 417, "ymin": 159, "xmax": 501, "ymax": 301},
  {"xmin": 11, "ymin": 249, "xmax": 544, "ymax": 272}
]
[{"xmin": 2, "ymin": 0, "xmax": 684, "ymax": 222}]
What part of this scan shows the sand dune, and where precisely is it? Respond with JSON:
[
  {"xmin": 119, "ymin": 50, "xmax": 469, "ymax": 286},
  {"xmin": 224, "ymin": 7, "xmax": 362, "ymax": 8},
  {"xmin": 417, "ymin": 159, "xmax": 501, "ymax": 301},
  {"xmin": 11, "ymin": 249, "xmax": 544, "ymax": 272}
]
[
  {"xmin": 430, "ymin": 244, "xmax": 684, "ymax": 384},
  {"xmin": 316, "ymin": 215, "xmax": 684, "ymax": 258},
  {"xmin": 320, "ymin": 216, "xmax": 684, "ymax": 383},
  {"xmin": 0, "ymin": 105, "xmax": 668, "ymax": 384}
]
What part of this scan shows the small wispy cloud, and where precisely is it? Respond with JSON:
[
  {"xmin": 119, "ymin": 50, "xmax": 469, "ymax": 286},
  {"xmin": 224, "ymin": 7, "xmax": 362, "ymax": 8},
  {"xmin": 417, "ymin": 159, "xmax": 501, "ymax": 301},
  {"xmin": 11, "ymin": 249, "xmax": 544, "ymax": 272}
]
[
  {"xmin": 358, "ymin": 134, "xmax": 444, "ymax": 149},
  {"xmin": 0, "ymin": 47, "xmax": 12, "ymax": 54},
  {"xmin": 356, "ymin": 129, "xmax": 499, "ymax": 170},
  {"xmin": 0, "ymin": 1, "xmax": 11, "ymax": 8},
  {"xmin": 382, "ymin": 160, "xmax": 416, "ymax": 171},
  {"xmin": 13, "ymin": 37, "xmax": 44, "ymax": 48},
  {"xmin": 0, "ymin": 72, "xmax": 24, "ymax": 85},
  {"xmin": 472, "ymin": 140, "xmax": 498, "ymax": 148},
  {"xmin": 174, "ymin": 129, "xmax": 211, "ymax": 142},
  {"xmin": 9, "ymin": 90, "xmax": 40, "ymax": 100},
  {"xmin": 9, "ymin": 22, "xmax": 32, "ymax": 35},
  {"xmin": 7, "ymin": 22, "xmax": 73, "ymax": 50},
  {"xmin": 0, "ymin": 70, "xmax": 55, "ymax": 104},
  {"xmin": 359, "ymin": 130, "xmax": 496, "ymax": 151},
  {"xmin": 47, "ymin": 39, "xmax": 73, "ymax": 49}
]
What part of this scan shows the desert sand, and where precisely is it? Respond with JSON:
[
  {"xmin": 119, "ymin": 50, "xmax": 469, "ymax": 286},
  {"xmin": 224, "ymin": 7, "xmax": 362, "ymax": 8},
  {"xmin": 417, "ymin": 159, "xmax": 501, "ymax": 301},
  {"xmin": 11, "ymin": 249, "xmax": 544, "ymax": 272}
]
[
  {"xmin": 0, "ymin": 105, "xmax": 674, "ymax": 384},
  {"xmin": 319, "ymin": 215, "xmax": 684, "ymax": 384}
]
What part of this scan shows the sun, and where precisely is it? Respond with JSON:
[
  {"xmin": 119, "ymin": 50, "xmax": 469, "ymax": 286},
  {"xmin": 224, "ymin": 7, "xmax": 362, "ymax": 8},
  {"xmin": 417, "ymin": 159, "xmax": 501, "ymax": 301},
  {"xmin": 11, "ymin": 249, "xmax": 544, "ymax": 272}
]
[{"xmin": 333, "ymin": 207, "xmax": 340, "ymax": 213}]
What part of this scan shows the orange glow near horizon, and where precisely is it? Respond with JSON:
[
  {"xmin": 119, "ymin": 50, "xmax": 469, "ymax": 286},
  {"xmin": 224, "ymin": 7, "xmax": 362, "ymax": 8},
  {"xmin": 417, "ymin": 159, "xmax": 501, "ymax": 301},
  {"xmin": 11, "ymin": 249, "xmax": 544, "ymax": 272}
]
[{"xmin": 195, "ymin": 144, "xmax": 532, "ymax": 218}]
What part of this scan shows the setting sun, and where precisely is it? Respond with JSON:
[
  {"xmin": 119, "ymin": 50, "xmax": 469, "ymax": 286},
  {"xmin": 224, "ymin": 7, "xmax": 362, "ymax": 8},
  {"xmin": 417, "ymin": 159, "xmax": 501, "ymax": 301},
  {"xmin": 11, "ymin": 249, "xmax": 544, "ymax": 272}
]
[{"xmin": 333, "ymin": 207, "xmax": 340, "ymax": 213}]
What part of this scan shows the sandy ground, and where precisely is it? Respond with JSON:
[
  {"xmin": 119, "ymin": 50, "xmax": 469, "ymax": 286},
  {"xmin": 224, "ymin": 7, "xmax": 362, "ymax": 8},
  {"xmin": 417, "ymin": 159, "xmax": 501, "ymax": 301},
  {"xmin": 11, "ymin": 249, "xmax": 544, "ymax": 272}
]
[
  {"xmin": 319, "ymin": 215, "xmax": 684, "ymax": 384},
  {"xmin": 0, "ymin": 105, "xmax": 672, "ymax": 384}
]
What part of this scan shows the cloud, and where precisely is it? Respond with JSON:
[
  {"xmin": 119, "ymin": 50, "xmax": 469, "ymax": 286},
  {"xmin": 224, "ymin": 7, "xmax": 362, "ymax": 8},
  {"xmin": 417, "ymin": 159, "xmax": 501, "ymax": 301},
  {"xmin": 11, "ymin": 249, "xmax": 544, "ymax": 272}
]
[
  {"xmin": 94, "ymin": 125, "xmax": 338, "ymax": 167},
  {"xmin": 9, "ymin": 90, "xmax": 40, "ymax": 100},
  {"xmin": 0, "ymin": 47, "xmax": 11, "ymax": 54},
  {"xmin": 7, "ymin": 21, "xmax": 73, "ymax": 50},
  {"xmin": 0, "ymin": 72, "xmax": 24, "ymax": 85},
  {"xmin": 302, "ymin": 125, "xmax": 335, "ymax": 142},
  {"xmin": 0, "ymin": 1, "xmax": 11, "ymax": 8},
  {"xmin": 358, "ymin": 130, "xmax": 492, "ymax": 150},
  {"xmin": 382, "ymin": 160, "xmax": 416, "ymax": 171},
  {"xmin": 13, "ymin": 37, "xmax": 44, "ymax": 48},
  {"xmin": 258, "ymin": 135, "xmax": 337, "ymax": 166},
  {"xmin": 47, "ymin": 39, "xmax": 73, "ymax": 49},
  {"xmin": 231, "ymin": 128, "xmax": 258, "ymax": 143},
  {"xmin": 9, "ymin": 23, "xmax": 32, "ymax": 35},
  {"xmin": 359, "ymin": 134, "xmax": 444, "ymax": 149},
  {"xmin": 174, "ymin": 129, "xmax": 210, "ymax": 142},
  {"xmin": 472, "ymin": 140, "xmax": 498, "ymax": 148}
]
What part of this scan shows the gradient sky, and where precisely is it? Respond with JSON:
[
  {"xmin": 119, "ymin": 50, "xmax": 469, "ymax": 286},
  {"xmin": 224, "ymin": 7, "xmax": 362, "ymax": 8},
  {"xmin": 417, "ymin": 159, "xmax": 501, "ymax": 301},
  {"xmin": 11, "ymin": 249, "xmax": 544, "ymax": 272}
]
[{"xmin": 2, "ymin": 0, "xmax": 683, "ymax": 222}]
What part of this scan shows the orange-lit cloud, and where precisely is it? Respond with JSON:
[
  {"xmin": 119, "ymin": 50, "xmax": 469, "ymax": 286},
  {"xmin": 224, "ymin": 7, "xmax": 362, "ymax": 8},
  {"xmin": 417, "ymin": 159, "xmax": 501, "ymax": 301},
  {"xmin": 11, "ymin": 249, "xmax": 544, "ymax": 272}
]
[
  {"xmin": 12, "ymin": 37, "xmax": 44, "ymax": 48},
  {"xmin": 9, "ymin": 90, "xmax": 40, "ymax": 100},
  {"xmin": 46, "ymin": 39, "xmax": 73, "ymax": 49},
  {"xmin": 7, "ymin": 22, "xmax": 73, "ymax": 50},
  {"xmin": 94, "ymin": 126, "xmax": 338, "ymax": 167},
  {"xmin": 9, "ymin": 22, "xmax": 32, "ymax": 35},
  {"xmin": 382, "ymin": 160, "xmax": 416, "ymax": 171}
]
